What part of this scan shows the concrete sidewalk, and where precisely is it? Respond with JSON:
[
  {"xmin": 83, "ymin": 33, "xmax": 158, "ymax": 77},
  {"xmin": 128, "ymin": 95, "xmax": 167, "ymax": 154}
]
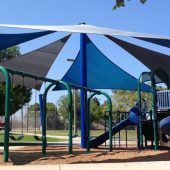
[{"xmin": 1, "ymin": 162, "xmax": 170, "ymax": 170}]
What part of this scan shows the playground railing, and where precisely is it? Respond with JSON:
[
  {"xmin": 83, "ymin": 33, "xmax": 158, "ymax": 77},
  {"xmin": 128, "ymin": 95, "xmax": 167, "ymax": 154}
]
[{"xmin": 157, "ymin": 90, "xmax": 170, "ymax": 110}]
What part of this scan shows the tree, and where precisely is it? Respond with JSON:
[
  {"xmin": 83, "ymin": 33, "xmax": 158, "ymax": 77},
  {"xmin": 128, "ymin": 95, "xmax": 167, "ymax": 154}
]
[
  {"xmin": 0, "ymin": 46, "xmax": 32, "ymax": 116},
  {"xmin": 57, "ymin": 93, "xmax": 103, "ymax": 127},
  {"xmin": 57, "ymin": 94, "xmax": 81, "ymax": 127},
  {"xmin": 46, "ymin": 102, "xmax": 57, "ymax": 112},
  {"xmin": 29, "ymin": 103, "xmax": 40, "ymax": 112},
  {"xmin": 45, "ymin": 102, "xmax": 58, "ymax": 129},
  {"xmin": 27, "ymin": 102, "xmax": 59, "ymax": 130},
  {"xmin": 0, "ymin": 46, "xmax": 20, "ymax": 62},
  {"xmin": 111, "ymin": 90, "xmax": 151, "ymax": 112},
  {"xmin": 90, "ymin": 97, "xmax": 103, "ymax": 123},
  {"xmin": 113, "ymin": 0, "xmax": 147, "ymax": 10},
  {"xmin": 100, "ymin": 90, "xmax": 151, "ymax": 124},
  {"xmin": 28, "ymin": 102, "xmax": 57, "ymax": 117}
]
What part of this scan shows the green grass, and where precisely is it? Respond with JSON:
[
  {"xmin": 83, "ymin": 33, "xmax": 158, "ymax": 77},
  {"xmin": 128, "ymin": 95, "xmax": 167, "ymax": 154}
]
[
  {"xmin": 90, "ymin": 129, "xmax": 137, "ymax": 140},
  {"xmin": 0, "ymin": 131, "xmax": 66, "ymax": 143},
  {"xmin": 24, "ymin": 130, "xmax": 69, "ymax": 136},
  {"xmin": 33, "ymin": 129, "xmax": 137, "ymax": 140},
  {"xmin": 116, "ymin": 129, "xmax": 137, "ymax": 140},
  {"xmin": 0, "ymin": 129, "xmax": 137, "ymax": 142},
  {"xmin": 27, "ymin": 129, "xmax": 137, "ymax": 139}
]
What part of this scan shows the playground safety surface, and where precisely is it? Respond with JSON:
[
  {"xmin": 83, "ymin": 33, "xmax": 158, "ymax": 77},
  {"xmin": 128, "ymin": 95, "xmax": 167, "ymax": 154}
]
[{"xmin": 0, "ymin": 145, "xmax": 170, "ymax": 165}]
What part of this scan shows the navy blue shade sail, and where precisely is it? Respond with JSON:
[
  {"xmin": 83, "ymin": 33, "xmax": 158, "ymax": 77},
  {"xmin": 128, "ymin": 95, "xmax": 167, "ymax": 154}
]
[
  {"xmin": 54, "ymin": 36, "xmax": 151, "ymax": 92},
  {"xmin": 105, "ymin": 35, "xmax": 170, "ymax": 85},
  {"xmin": 134, "ymin": 37, "xmax": 170, "ymax": 48},
  {"xmin": 0, "ymin": 30, "xmax": 55, "ymax": 50},
  {"xmin": 0, "ymin": 35, "xmax": 71, "ymax": 89}
]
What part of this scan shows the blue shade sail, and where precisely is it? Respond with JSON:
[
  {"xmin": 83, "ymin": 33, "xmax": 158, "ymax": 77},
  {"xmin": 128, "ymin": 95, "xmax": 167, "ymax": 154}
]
[
  {"xmin": 54, "ymin": 36, "xmax": 150, "ymax": 92},
  {"xmin": 0, "ymin": 31, "xmax": 55, "ymax": 50}
]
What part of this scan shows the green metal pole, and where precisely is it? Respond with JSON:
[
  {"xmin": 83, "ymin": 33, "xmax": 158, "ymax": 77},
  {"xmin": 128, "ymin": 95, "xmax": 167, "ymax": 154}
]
[
  {"xmin": 87, "ymin": 91, "xmax": 112, "ymax": 151},
  {"xmin": 0, "ymin": 66, "xmax": 11, "ymax": 163},
  {"xmin": 42, "ymin": 83, "xmax": 54, "ymax": 154},
  {"xmin": 59, "ymin": 81, "xmax": 73, "ymax": 154},
  {"xmin": 100, "ymin": 92, "xmax": 112, "ymax": 151},
  {"xmin": 137, "ymin": 75, "xmax": 143, "ymax": 150},
  {"xmin": 42, "ymin": 81, "xmax": 72, "ymax": 154},
  {"xmin": 151, "ymin": 75, "xmax": 158, "ymax": 150}
]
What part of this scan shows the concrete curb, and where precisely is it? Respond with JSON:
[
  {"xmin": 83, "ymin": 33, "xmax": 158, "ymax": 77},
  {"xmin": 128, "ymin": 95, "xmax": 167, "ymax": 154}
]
[{"xmin": 1, "ymin": 162, "xmax": 170, "ymax": 170}]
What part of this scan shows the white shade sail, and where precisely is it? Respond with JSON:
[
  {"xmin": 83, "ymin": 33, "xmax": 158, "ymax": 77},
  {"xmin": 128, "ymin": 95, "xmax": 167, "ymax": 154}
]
[{"xmin": 0, "ymin": 24, "xmax": 170, "ymax": 39}]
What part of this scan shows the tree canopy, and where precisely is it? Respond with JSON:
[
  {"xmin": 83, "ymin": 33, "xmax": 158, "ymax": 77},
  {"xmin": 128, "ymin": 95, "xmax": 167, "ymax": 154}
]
[
  {"xmin": 57, "ymin": 93, "xmax": 103, "ymax": 127},
  {"xmin": 113, "ymin": 0, "xmax": 147, "ymax": 10},
  {"xmin": 28, "ymin": 102, "xmax": 58, "ymax": 117},
  {"xmin": 0, "ymin": 46, "xmax": 32, "ymax": 116},
  {"xmin": 27, "ymin": 102, "xmax": 59, "ymax": 130},
  {"xmin": 111, "ymin": 90, "xmax": 151, "ymax": 112}
]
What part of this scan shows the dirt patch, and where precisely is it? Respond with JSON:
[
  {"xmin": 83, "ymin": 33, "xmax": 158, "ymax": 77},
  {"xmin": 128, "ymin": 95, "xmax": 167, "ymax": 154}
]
[{"xmin": 0, "ymin": 145, "xmax": 170, "ymax": 165}]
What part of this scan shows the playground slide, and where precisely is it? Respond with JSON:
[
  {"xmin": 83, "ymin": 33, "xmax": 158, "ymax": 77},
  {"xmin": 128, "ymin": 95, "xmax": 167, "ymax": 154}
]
[
  {"xmin": 160, "ymin": 116, "xmax": 170, "ymax": 142},
  {"xmin": 90, "ymin": 106, "xmax": 139, "ymax": 148}
]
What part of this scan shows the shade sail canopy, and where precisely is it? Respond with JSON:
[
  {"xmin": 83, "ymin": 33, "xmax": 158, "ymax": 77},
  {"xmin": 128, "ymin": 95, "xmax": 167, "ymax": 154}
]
[
  {"xmin": 0, "ymin": 24, "xmax": 170, "ymax": 41},
  {"xmin": 106, "ymin": 35, "xmax": 170, "ymax": 84},
  {"xmin": 134, "ymin": 37, "xmax": 170, "ymax": 48},
  {"xmin": 54, "ymin": 36, "xmax": 151, "ymax": 92},
  {"xmin": 0, "ymin": 24, "xmax": 169, "ymax": 91},
  {"xmin": 0, "ymin": 35, "xmax": 71, "ymax": 89},
  {"xmin": 0, "ymin": 30, "xmax": 54, "ymax": 50}
]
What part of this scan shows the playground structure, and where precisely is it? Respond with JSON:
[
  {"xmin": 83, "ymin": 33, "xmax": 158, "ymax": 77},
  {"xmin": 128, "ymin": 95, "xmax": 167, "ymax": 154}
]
[
  {"xmin": 89, "ymin": 102, "xmax": 139, "ymax": 149},
  {"xmin": 0, "ymin": 24, "xmax": 169, "ymax": 164},
  {"xmin": 0, "ymin": 66, "xmax": 169, "ymax": 163},
  {"xmin": 0, "ymin": 65, "xmax": 114, "ymax": 162},
  {"xmin": 138, "ymin": 68, "xmax": 170, "ymax": 150}
]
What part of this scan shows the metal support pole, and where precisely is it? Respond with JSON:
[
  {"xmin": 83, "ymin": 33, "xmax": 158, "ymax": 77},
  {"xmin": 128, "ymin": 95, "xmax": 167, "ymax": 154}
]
[
  {"xmin": 151, "ymin": 77, "xmax": 158, "ymax": 150},
  {"xmin": 73, "ymin": 89, "xmax": 77, "ymax": 137},
  {"xmin": 66, "ymin": 58, "xmax": 77, "ymax": 137},
  {"xmin": 87, "ymin": 91, "xmax": 112, "ymax": 151},
  {"xmin": 39, "ymin": 94, "xmax": 44, "ymax": 131},
  {"xmin": 137, "ymin": 75, "xmax": 143, "ymax": 150},
  {"xmin": 80, "ymin": 33, "xmax": 87, "ymax": 148},
  {"xmin": 59, "ymin": 81, "xmax": 73, "ymax": 154},
  {"xmin": 118, "ymin": 112, "xmax": 120, "ymax": 148},
  {"xmin": 0, "ymin": 66, "xmax": 11, "ymax": 163},
  {"xmin": 42, "ymin": 84, "xmax": 54, "ymax": 154},
  {"xmin": 27, "ymin": 103, "xmax": 29, "ymax": 132},
  {"xmin": 42, "ymin": 81, "xmax": 73, "ymax": 154}
]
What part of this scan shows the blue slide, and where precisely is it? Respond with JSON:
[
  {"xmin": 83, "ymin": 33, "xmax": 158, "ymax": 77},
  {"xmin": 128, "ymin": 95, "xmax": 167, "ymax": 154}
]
[
  {"xmin": 90, "ymin": 105, "xmax": 139, "ymax": 148},
  {"xmin": 160, "ymin": 116, "xmax": 170, "ymax": 142}
]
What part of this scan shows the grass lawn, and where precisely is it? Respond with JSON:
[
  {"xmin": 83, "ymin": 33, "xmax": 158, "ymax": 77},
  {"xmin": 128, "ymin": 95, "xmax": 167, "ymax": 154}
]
[
  {"xmin": 21, "ymin": 129, "xmax": 137, "ymax": 140},
  {"xmin": 0, "ymin": 128, "xmax": 137, "ymax": 143},
  {"xmin": 0, "ymin": 131, "xmax": 66, "ymax": 143},
  {"xmin": 90, "ymin": 129, "xmax": 137, "ymax": 140}
]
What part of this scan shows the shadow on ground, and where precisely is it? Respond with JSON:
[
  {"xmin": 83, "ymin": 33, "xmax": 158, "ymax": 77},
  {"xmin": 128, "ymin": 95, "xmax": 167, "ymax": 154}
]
[{"xmin": 0, "ymin": 146, "xmax": 170, "ymax": 165}]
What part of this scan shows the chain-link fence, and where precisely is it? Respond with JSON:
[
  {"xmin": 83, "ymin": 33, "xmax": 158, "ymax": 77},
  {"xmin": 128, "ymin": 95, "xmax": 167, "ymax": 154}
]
[{"xmin": 9, "ymin": 115, "xmax": 67, "ymax": 131}]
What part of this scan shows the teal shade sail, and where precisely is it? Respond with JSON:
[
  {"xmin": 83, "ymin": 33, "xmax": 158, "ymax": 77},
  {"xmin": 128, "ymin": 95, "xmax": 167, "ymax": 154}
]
[{"xmin": 54, "ymin": 36, "xmax": 150, "ymax": 92}]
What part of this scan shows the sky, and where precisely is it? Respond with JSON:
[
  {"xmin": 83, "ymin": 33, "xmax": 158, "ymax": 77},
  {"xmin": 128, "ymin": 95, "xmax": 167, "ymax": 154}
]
[{"xmin": 0, "ymin": 0, "xmax": 170, "ymax": 107}]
